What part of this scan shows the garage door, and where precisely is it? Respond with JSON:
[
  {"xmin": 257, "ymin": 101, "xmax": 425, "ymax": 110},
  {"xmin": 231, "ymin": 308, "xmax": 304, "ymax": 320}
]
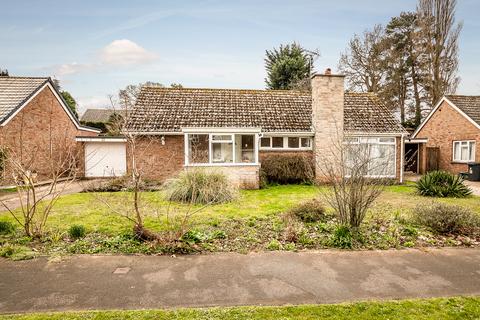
[{"xmin": 85, "ymin": 142, "xmax": 126, "ymax": 177}]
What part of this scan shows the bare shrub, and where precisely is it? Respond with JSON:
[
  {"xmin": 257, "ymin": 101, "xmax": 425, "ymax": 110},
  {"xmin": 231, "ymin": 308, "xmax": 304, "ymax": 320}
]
[
  {"xmin": 415, "ymin": 202, "xmax": 479, "ymax": 235},
  {"xmin": 318, "ymin": 136, "xmax": 393, "ymax": 229}
]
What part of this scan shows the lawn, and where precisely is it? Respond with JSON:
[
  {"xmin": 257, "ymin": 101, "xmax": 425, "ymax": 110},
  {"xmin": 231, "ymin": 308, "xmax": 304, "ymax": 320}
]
[
  {"xmin": 0, "ymin": 183, "xmax": 479, "ymax": 258},
  {"xmin": 1, "ymin": 297, "xmax": 479, "ymax": 320}
]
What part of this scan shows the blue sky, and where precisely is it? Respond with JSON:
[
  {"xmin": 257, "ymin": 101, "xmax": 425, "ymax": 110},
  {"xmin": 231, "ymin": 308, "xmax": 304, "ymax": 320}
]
[{"xmin": 2, "ymin": 0, "xmax": 479, "ymax": 113}]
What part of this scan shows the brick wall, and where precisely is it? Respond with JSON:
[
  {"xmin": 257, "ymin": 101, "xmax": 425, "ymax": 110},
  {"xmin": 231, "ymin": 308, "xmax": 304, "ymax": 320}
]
[
  {"xmin": 185, "ymin": 165, "xmax": 260, "ymax": 189},
  {"xmin": 0, "ymin": 85, "xmax": 97, "ymax": 183},
  {"xmin": 395, "ymin": 136, "xmax": 402, "ymax": 180},
  {"xmin": 127, "ymin": 135, "xmax": 185, "ymax": 181},
  {"xmin": 415, "ymin": 100, "xmax": 480, "ymax": 174}
]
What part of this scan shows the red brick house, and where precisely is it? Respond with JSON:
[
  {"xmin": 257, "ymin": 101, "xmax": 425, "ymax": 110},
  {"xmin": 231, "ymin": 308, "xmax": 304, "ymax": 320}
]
[
  {"xmin": 78, "ymin": 72, "xmax": 406, "ymax": 188},
  {"xmin": 408, "ymin": 95, "xmax": 480, "ymax": 175},
  {"xmin": 0, "ymin": 76, "xmax": 100, "ymax": 182}
]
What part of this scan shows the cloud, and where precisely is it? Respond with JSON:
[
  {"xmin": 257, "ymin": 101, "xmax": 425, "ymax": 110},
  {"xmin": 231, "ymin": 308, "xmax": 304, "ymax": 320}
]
[
  {"xmin": 55, "ymin": 62, "xmax": 94, "ymax": 76},
  {"xmin": 100, "ymin": 39, "xmax": 157, "ymax": 66},
  {"xmin": 53, "ymin": 39, "xmax": 157, "ymax": 77}
]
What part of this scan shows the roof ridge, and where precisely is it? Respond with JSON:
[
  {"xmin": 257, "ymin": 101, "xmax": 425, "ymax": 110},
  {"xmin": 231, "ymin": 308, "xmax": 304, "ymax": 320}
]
[
  {"xmin": 0, "ymin": 76, "xmax": 51, "ymax": 80},
  {"xmin": 141, "ymin": 86, "xmax": 309, "ymax": 94},
  {"xmin": 446, "ymin": 94, "xmax": 480, "ymax": 98}
]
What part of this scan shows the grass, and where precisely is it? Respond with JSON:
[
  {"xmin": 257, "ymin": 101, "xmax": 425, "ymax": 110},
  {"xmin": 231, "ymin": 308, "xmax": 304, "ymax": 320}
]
[
  {"xmin": 0, "ymin": 184, "xmax": 320, "ymax": 235},
  {"xmin": 0, "ymin": 184, "xmax": 479, "ymax": 256},
  {"xmin": 1, "ymin": 297, "xmax": 479, "ymax": 320},
  {"xmin": 2, "ymin": 183, "xmax": 478, "ymax": 235}
]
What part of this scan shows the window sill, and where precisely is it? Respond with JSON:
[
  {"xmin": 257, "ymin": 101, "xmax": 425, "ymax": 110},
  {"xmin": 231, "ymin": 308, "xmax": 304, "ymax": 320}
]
[
  {"xmin": 451, "ymin": 161, "xmax": 474, "ymax": 164},
  {"xmin": 260, "ymin": 148, "xmax": 313, "ymax": 151},
  {"xmin": 185, "ymin": 163, "xmax": 260, "ymax": 167}
]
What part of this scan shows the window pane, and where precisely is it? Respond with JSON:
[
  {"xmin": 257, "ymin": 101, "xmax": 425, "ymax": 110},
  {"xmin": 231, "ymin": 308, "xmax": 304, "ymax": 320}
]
[
  {"xmin": 272, "ymin": 137, "xmax": 284, "ymax": 148},
  {"xmin": 454, "ymin": 142, "xmax": 460, "ymax": 161},
  {"xmin": 212, "ymin": 134, "xmax": 232, "ymax": 141},
  {"xmin": 469, "ymin": 142, "xmax": 476, "ymax": 161},
  {"xmin": 288, "ymin": 137, "xmax": 299, "ymax": 148},
  {"xmin": 301, "ymin": 137, "xmax": 311, "ymax": 148},
  {"xmin": 260, "ymin": 137, "xmax": 271, "ymax": 147},
  {"xmin": 236, "ymin": 135, "xmax": 255, "ymax": 163},
  {"xmin": 212, "ymin": 142, "xmax": 233, "ymax": 163},
  {"xmin": 461, "ymin": 146, "xmax": 468, "ymax": 161},
  {"xmin": 189, "ymin": 134, "xmax": 209, "ymax": 164},
  {"xmin": 345, "ymin": 137, "xmax": 359, "ymax": 144},
  {"xmin": 368, "ymin": 144, "xmax": 395, "ymax": 176},
  {"xmin": 379, "ymin": 137, "xmax": 395, "ymax": 143}
]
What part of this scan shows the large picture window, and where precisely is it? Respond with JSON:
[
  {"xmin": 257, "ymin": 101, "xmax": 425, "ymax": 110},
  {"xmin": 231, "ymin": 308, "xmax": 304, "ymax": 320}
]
[
  {"xmin": 453, "ymin": 141, "xmax": 475, "ymax": 162},
  {"xmin": 186, "ymin": 133, "xmax": 257, "ymax": 165},
  {"xmin": 344, "ymin": 137, "xmax": 396, "ymax": 177}
]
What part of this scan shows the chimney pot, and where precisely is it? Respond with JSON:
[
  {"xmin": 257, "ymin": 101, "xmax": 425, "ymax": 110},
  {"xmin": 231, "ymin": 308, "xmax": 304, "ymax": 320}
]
[{"xmin": 325, "ymin": 68, "xmax": 332, "ymax": 75}]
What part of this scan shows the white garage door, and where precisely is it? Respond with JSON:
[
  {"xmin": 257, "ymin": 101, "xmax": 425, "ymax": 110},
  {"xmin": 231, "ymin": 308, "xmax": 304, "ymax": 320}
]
[{"xmin": 85, "ymin": 142, "xmax": 126, "ymax": 177}]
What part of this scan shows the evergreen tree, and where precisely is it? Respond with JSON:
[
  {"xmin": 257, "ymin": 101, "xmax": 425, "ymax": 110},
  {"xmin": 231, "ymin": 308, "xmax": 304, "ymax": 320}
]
[
  {"xmin": 61, "ymin": 91, "xmax": 78, "ymax": 118},
  {"xmin": 265, "ymin": 43, "xmax": 316, "ymax": 90}
]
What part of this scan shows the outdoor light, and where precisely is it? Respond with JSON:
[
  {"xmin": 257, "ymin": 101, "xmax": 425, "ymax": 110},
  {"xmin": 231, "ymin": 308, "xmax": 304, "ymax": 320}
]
[{"xmin": 161, "ymin": 136, "xmax": 165, "ymax": 145}]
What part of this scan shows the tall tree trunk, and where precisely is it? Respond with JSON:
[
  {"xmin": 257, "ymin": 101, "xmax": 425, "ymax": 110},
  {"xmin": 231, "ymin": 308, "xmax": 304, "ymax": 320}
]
[{"xmin": 411, "ymin": 63, "xmax": 422, "ymax": 126}]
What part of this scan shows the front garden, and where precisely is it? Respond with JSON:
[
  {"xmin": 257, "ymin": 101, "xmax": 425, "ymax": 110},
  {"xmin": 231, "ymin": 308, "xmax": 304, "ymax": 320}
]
[{"xmin": 1, "ymin": 179, "xmax": 479, "ymax": 260}]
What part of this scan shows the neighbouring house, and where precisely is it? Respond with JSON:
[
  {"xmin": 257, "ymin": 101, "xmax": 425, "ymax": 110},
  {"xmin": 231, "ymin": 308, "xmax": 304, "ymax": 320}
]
[
  {"xmin": 407, "ymin": 95, "xmax": 480, "ymax": 175},
  {"xmin": 0, "ymin": 76, "xmax": 100, "ymax": 182},
  {"xmin": 80, "ymin": 108, "xmax": 126, "ymax": 133},
  {"xmin": 77, "ymin": 71, "xmax": 407, "ymax": 188}
]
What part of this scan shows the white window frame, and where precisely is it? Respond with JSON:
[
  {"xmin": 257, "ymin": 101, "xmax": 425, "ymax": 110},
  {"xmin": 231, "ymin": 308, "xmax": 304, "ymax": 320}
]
[
  {"xmin": 452, "ymin": 140, "xmax": 476, "ymax": 163},
  {"xmin": 259, "ymin": 136, "xmax": 313, "ymax": 151},
  {"xmin": 343, "ymin": 136, "xmax": 397, "ymax": 178},
  {"xmin": 184, "ymin": 132, "xmax": 259, "ymax": 166}
]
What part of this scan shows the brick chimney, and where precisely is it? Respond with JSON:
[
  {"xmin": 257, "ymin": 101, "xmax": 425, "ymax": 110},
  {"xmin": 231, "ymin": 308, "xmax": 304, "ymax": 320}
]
[{"xmin": 311, "ymin": 69, "xmax": 345, "ymax": 181}]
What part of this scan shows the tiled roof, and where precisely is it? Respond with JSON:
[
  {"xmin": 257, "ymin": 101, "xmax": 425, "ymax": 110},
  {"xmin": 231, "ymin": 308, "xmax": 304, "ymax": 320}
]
[
  {"xmin": 446, "ymin": 95, "xmax": 480, "ymax": 126},
  {"xmin": 128, "ymin": 88, "xmax": 312, "ymax": 132},
  {"xmin": 127, "ymin": 87, "xmax": 405, "ymax": 134},
  {"xmin": 344, "ymin": 93, "xmax": 406, "ymax": 134},
  {"xmin": 0, "ymin": 76, "xmax": 49, "ymax": 123},
  {"xmin": 80, "ymin": 108, "xmax": 126, "ymax": 123}
]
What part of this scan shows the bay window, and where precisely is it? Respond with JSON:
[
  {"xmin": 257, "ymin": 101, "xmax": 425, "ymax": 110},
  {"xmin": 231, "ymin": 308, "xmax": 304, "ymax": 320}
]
[
  {"xmin": 344, "ymin": 136, "xmax": 396, "ymax": 177},
  {"xmin": 453, "ymin": 141, "xmax": 475, "ymax": 162}
]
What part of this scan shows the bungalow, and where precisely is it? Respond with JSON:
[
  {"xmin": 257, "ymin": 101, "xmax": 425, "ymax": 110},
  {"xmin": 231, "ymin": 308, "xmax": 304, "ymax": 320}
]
[
  {"xmin": 408, "ymin": 95, "xmax": 480, "ymax": 175},
  {"xmin": 0, "ymin": 76, "xmax": 100, "ymax": 182},
  {"xmin": 78, "ymin": 71, "xmax": 407, "ymax": 188}
]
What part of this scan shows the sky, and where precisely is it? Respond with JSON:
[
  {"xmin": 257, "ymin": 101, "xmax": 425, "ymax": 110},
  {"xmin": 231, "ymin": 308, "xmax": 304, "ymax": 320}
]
[{"xmin": 2, "ymin": 0, "xmax": 479, "ymax": 114}]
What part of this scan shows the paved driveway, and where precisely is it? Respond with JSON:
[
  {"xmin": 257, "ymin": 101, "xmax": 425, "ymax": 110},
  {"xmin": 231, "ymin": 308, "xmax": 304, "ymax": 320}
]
[
  {"xmin": 0, "ymin": 180, "xmax": 92, "ymax": 211},
  {"xmin": 0, "ymin": 248, "xmax": 479, "ymax": 314},
  {"xmin": 465, "ymin": 180, "xmax": 480, "ymax": 196}
]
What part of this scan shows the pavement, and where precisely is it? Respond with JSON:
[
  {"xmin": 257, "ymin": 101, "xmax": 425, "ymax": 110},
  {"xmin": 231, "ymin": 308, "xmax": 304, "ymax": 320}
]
[{"xmin": 0, "ymin": 248, "xmax": 479, "ymax": 314}]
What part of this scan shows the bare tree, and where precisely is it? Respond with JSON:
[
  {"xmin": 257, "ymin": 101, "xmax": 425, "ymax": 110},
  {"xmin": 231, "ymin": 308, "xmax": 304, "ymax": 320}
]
[
  {"xmin": 338, "ymin": 24, "xmax": 388, "ymax": 94},
  {"xmin": 317, "ymin": 135, "xmax": 393, "ymax": 228},
  {"xmin": 0, "ymin": 133, "xmax": 79, "ymax": 237},
  {"xmin": 417, "ymin": 0, "xmax": 462, "ymax": 106},
  {"xmin": 87, "ymin": 89, "xmax": 199, "ymax": 243}
]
